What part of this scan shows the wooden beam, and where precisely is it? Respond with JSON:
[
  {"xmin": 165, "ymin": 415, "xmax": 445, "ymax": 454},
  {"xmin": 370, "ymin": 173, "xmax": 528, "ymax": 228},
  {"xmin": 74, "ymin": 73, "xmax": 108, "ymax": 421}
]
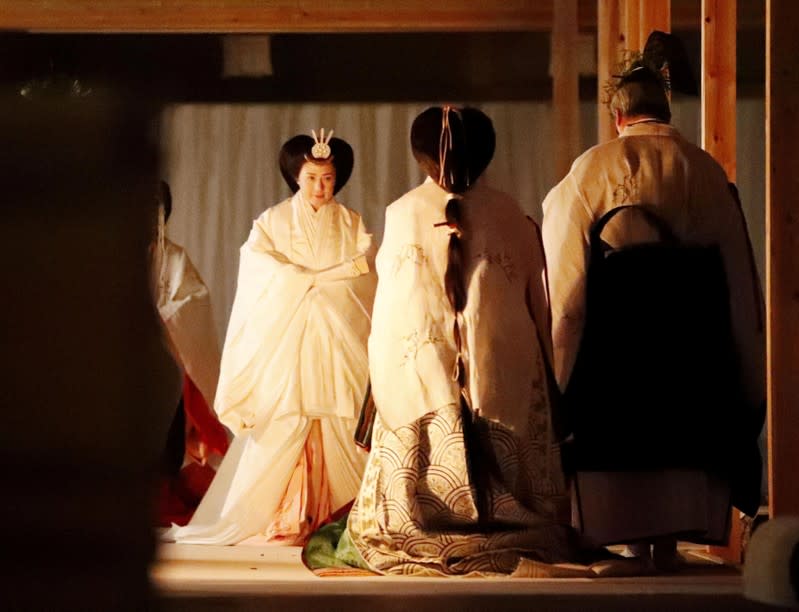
[
  {"xmin": 701, "ymin": 0, "xmax": 736, "ymax": 179},
  {"xmin": 0, "ymin": 0, "xmax": 764, "ymax": 33},
  {"xmin": 552, "ymin": 0, "xmax": 581, "ymax": 181},
  {"xmin": 598, "ymin": 0, "xmax": 624, "ymax": 143},
  {"xmin": 0, "ymin": 0, "xmax": 551, "ymax": 33},
  {"xmin": 766, "ymin": 0, "xmax": 799, "ymax": 519}
]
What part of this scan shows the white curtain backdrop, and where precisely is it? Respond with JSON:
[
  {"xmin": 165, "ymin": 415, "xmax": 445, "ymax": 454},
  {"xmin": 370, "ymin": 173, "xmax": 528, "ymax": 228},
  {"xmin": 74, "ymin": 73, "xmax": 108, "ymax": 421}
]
[{"xmin": 160, "ymin": 99, "xmax": 765, "ymax": 345}]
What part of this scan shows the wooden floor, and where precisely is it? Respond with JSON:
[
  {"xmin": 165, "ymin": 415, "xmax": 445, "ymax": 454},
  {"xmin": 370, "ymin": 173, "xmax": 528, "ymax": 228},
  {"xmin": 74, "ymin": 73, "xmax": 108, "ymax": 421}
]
[{"xmin": 152, "ymin": 543, "xmax": 786, "ymax": 612}]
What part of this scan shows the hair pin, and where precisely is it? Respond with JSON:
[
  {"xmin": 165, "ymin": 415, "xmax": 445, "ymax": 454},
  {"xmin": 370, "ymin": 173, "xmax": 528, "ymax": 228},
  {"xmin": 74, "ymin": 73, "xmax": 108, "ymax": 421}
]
[{"xmin": 433, "ymin": 220, "xmax": 463, "ymax": 238}]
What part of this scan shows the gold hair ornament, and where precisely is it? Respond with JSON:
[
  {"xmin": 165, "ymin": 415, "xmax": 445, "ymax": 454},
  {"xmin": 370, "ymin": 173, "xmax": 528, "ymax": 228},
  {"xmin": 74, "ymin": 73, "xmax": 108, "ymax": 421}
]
[{"xmin": 310, "ymin": 128, "xmax": 334, "ymax": 159}]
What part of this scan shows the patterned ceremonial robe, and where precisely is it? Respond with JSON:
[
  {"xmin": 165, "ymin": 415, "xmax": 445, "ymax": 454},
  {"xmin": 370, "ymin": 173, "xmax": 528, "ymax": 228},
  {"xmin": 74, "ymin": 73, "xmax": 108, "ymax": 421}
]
[
  {"xmin": 166, "ymin": 192, "xmax": 376, "ymax": 545},
  {"xmin": 541, "ymin": 120, "xmax": 765, "ymax": 544},
  {"xmin": 348, "ymin": 178, "xmax": 572, "ymax": 576}
]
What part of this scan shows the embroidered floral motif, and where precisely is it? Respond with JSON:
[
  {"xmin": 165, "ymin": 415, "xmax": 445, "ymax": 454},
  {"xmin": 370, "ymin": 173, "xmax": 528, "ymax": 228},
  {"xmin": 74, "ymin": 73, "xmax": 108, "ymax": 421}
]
[
  {"xmin": 475, "ymin": 251, "xmax": 516, "ymax": 281},
  {"xmin": 393, "ymin": 244, "xmax": 427, "ymax": 276},
  {"xmin": 613, "ymin": 174, "xmax": 639, "ymax": 205},
  {"xmin": 400, "ymin": 330, "xmax": 446, "ymax": 365}
]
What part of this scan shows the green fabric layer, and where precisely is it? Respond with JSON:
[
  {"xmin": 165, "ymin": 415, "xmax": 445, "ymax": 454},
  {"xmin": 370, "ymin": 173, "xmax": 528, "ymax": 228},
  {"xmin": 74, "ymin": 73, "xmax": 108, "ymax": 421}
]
[{"xmin": 303, "ymin": 513, "xmax": 369, "ymax": 570}]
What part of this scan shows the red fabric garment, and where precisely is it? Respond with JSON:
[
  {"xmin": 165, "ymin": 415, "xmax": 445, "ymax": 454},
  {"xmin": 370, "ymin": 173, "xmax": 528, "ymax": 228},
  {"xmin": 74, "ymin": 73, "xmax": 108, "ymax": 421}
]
[
  {"xmin": 158, "ymin": 375, "xmax": 230, "ymax": 527},
  {"xmin": 183, "ymin": 375, "xmax": 229, "ymax": 461},
  {"xmin": 158, "ymin": 463, "xmax": 218, "ymax": 527}
]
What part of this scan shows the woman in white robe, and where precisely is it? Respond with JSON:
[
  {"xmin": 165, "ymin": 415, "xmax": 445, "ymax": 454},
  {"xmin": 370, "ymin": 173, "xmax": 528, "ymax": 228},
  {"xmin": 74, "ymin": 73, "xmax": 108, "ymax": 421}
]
[
  {"xmin": 166, "ymin": 132, "xmax": 376, "ymax": 545},
  {"xmin": 345, "ymin": 107, "xmax": 573, "ymax": 576}
]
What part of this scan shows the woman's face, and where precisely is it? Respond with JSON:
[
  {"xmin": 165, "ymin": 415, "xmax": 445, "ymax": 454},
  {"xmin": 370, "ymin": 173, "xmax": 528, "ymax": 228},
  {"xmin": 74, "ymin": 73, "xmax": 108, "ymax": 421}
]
[{"xmin": 297, "ymin": 160, "xmax": 336, "ymax": 209}]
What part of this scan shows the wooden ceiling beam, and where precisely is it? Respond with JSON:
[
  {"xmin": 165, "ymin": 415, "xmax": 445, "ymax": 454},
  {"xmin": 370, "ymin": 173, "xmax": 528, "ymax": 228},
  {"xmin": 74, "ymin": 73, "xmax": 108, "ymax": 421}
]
[
  {"xmin": 0, "ymin": 1, "xmax": 556, "ymax": 34},
  {"xmin": 0, "ymin": 0, "xmax": 764, "ymax": 34}
]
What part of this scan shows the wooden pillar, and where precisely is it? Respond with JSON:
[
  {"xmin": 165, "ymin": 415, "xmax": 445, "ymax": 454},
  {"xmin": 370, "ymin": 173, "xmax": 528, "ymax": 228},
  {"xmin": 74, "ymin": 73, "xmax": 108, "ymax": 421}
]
[
  {"xmin": 702, "ymin": 0, "xmax": 741, "ymax": 564},
  {"xmin": 598, "ymin": 0, "xmax": 623, "ymax": 143},
  {"xmin": 639, "ymin": 0, "xmax": 671, "ymax": 42},
  {"xmin": 766, "ymin": 0, "xmax": 799, "ymax": 519},
  {"xmin": 624, "ymin": 0, "xmax": 642, "ymax": 52},
  {"xmin": 552, "ymin": 0, "xmax": 580, "ymax": 180},
  {"xmin": 623, "ymin": 1, "xmax": 670, "ymax": 56},
  {"xmin": 701, "ymin": 0, "xmax": 737, "ymax": 180}
]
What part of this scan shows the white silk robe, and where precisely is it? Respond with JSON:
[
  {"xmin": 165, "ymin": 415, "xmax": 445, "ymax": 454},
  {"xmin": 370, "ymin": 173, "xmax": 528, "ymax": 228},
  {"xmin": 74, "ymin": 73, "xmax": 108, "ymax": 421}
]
[
  {"xmin": 166, "ymin": 193, "xmax": 375, "ymax": 545},
  {"xmin": 369, "ymin": 177, "xmax": 553, "ymax": 437}
]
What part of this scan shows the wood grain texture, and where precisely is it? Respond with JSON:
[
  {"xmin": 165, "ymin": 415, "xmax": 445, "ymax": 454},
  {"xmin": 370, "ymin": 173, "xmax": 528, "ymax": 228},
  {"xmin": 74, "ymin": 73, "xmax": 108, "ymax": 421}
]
[
  {"xmin": 0, "ymin": 1, "xmax": 554, "ymax": 33},
  {"xmin": 701, "ymin": 0, "xmax": 737, "ymax": 180},
  {"xmin": 0, "ymin": 0, "xmax": 764, "ymax": 33},
  {"xmin": 640, "ymin": 0, "xmax": 671, "ymax": 41},
  {"xmin": 624, "ymin": 0, "xmax": 643, "ymax": 52}
]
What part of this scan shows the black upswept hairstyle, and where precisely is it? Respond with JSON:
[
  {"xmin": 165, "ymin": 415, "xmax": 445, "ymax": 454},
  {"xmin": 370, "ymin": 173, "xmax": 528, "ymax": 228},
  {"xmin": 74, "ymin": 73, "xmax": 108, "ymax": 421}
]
[{"xmin": 278, "ymin": 134, "xmax": 354, "ymax": 195}]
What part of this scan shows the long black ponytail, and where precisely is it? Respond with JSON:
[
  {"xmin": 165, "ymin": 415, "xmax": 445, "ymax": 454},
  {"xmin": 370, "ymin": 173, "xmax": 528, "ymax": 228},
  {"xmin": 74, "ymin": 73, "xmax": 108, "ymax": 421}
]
[
  {"xmin": 411, "ymin": 105, "xmax": 497, "ymax": 523},
  {"xmin": 412, "ymin": 105, "xmax": 494, "ymax": 328}
]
